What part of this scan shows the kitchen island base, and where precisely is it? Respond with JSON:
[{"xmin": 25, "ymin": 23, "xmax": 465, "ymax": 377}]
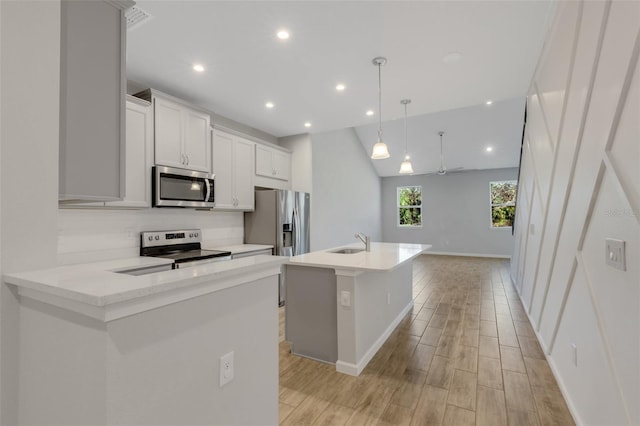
[{"xmin": 285, "ymin": 258, "xmax": 414, "ymax": 376}]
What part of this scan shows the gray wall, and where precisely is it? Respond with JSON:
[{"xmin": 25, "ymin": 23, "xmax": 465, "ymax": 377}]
[
  {"xmin": 279, "ymin": 133, "xmax": 312, "ymax": 194},
  {"xmin": 310, "ymin": 128, "xmax": 382, "ymax": 251},
  {"xmin": 382, "ymin": 168, "xmax": 518, "ymax": 257}
]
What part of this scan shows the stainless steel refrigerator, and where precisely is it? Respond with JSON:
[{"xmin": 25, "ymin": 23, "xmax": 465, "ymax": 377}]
[{"xmin": 244, "ymin": 189, "xmax": 310, "ymax": 306}]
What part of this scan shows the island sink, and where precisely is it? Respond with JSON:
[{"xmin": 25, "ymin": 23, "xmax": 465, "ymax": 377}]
[{"xmin": 330, "ymin": 248, "xmax": 365, "ymax": 254}]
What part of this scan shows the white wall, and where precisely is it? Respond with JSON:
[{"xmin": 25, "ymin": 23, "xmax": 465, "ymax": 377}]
[
  {"xmin": 382, "ymin": 168, "xmax": 518, "ymax": 257},
  {"xmin": 310, "ymin": 128, "xmax": 382, "ymax": 251},
  {"xmin": 511, "ymin": 1, "xmax": 639, "ymax": 424},
  {"xmin": 58, "ymin": 209, "xmax": 243, "ymax": 265},
  {"xmin": 279, "ymin": 133, "xmax": 312, "ymax": 194},
  {"xmin": 0, "ymin": 2, "xmax": 61, "ymax": 424}
]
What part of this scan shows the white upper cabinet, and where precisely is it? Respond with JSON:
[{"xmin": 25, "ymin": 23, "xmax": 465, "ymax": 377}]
[
  {"xmin": 212, "ymin": 129, "xmax": 255, "ymax": 211},
  {"xmin": 137, "ymin": 89, "xmax": 211, "ymax": 172},
  {"xmin": 105, "ymin": 97, "xmax": 153, "ymax": 208},
  {"xmin": 59, "ymin": 0, "xmax": 133, "ymax": 202},
  {"xmin": 233, "ymin": 138, "xmax": 256, "ymax": 210},
  {"xmin": 255, "ymin": 145, "xmax": 291, "ymax": 181},
  {"xmin": 154, "ymin": 97, "xmax": 184, "ymax": 169}
]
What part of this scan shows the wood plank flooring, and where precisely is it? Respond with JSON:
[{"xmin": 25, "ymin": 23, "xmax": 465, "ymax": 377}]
[{"xmin": 278, "ymin": 254, "xmax": 575, "ymax": 425}]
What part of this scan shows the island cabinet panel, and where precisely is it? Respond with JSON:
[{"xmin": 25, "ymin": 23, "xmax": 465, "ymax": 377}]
[
  {"xmin": 59, "ymin": 0, "xmax": 132, "ymax": 202},
  {"xmin": 285, "ymin": 265, "xmax": 338, "ymax": 362}
]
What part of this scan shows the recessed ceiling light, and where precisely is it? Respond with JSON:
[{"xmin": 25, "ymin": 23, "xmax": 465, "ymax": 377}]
[
  {"xmin": 336, "ymin": 84, "xmax": 346, "ymax": 92},
  {"xmin": 192, "ymin": 64, "xmax": 205, "ymax": 72},
  {"xmin": 486, "ymin": 146, "xmax": 493, "ymax": 152},
  {"xmin": 277, "ymin": 30, "xmax": 290, "ymax": 40},
  {"xmin": 304, "ymin": 122, "xmax": 311, "ymax": 128},
  {"xmin": 486, "ymin": 100, "xmax": 493, "ymax": 105},
  {"xmin": 442, "ymin": 52, "xmax": 462, "ymax": 64},
  {"xmin": 265, "ymin": 102, "xmax": 275, "ymax": 109},
  {"xmin": 366, "ymin": 110, "xmax": 374, "ymax": 116}
]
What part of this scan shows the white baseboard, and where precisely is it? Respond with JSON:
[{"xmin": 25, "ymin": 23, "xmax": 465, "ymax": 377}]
[
  {"xmin": 425, "ymin": 251, "xmax": 511, "ymax": 259},
  {"xmin": 509, "ymin": 273, "xmax": 581, "ymax": 426},
  {"xmin": 335, "ymin": 300, "xmax": 413, "ymax": 376}
]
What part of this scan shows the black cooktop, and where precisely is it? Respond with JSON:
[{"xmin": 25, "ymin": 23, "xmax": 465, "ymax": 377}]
[{"xmin": 151, "ymin": 249, "xmax": 232, "ymax": 264}]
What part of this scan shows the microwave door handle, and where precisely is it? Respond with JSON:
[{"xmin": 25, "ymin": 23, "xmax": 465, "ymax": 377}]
[{"xmin": 205, "ymin": 179, "xmax": 211, "ymax": 204}]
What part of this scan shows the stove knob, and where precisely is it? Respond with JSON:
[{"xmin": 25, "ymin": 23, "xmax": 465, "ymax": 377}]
[
  {"xmin": 148, "ymin": 236, "xmax": 153, "ymax": 241},
  {"xmin": 195, "ymin": 232, "xmax": 199, "ymax": 238},
  {"xmin": 189, "ymin": 233, "xmax": 193, "ymax": 238},
  {"xmin": 154, "ymin": 235, "xmax": 160, "ymax": 241}
]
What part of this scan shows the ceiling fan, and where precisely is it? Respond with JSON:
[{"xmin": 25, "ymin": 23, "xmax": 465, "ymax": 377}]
[{"xmin": 425, "ymin": 131, "xmax": 465, "ymax": 176}]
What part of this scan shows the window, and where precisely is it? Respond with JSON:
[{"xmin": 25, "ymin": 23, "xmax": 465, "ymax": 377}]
[
  {"xmin": 490, "ymin": 180, "xmax": 517, "ymax": 228},
  {"xmin": 398, "ymin": 186, "xmax": 422, "ymax": 227}
]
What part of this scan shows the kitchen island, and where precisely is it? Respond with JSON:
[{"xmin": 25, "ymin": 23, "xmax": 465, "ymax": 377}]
[
  {"xmin": 285, "ymin": 242, "xmax": 430, "ymax": 376},
  {"xmin": 3, "ymin": 255, "xmax": 286, "ymax": 425}
]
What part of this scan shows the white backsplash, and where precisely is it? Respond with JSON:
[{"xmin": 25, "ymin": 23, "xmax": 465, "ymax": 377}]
[{"xmin": 58, "ymin": 208, "xmax": 244, "ymax": 265}]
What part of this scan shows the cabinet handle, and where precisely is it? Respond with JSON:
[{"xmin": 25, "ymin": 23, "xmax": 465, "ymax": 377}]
[{"xmin": 186, "ymin": 155, "xmax": 190, "ymax": 165}]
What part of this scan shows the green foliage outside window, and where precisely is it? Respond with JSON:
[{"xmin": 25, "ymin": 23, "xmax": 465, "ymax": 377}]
[
  {"xmin": 398, "ymin": 186, "xmax": 422, "ymax": 226},
  {"xmin": 490, "ymin": 181, "xmax": 517, "ymax": 227}
]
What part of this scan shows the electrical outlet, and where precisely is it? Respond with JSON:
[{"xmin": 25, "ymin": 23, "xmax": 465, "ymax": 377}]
[
  {"xmin": 340, "ymin": 291, "xmax": 351, "ymax": 308},
  {"xmin": 125, "ymin": 227, "xmax": 135, "ymax": 240},
  {"xmin": 605, "ymin": 238, "xmax": 626, "ymax": 271},
  {"xmin": 219, "ymin": 351, "xmax": 234, "ymax": 387}
]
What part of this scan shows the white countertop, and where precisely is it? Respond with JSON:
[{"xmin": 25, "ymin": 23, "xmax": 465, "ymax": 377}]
[
  {"xmin": 4, "ymin": 254, "xmax": 287, "ymax": 309},
  {"xmin": 287, "ymin": 242, "xmax": 431, "ymax": 271},
  {"xmin": 203, "ymin": 244, "xmax": 273, "ymax": 254}
]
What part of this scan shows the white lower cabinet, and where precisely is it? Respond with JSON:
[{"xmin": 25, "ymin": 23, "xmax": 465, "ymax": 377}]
[{"xmin": 211, "ymin": 128, "xmax": 255, "ymax": 210}]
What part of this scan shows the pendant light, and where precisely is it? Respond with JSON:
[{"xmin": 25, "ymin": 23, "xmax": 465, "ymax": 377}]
[
  {"xmin": 370, "ymin": 57, "xmax": 390, "ymax": 159},
  {"xmin": 398, "ymin": 99, "xmax": 414, "ymax": 174}
]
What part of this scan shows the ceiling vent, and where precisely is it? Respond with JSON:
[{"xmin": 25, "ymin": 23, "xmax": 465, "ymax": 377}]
[{"xmin": 125, "ymin": 6, "xmax": 152, "ymax": 31}]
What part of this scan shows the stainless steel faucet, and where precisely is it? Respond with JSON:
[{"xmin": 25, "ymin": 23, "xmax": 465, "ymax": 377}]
[{"xmin": 355, "ymin": 232, "xmax": 371, "ymax": 252}]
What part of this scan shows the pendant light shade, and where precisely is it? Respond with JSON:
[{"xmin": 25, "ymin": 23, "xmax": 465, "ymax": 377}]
[
  {"xmin": 398, "ymin": 99, "xmax": 414, "ymax": 174},
  {"xmin": 370, "ymin": 57, "xmax": 390, "ymax": 160},
  {"xmin": 399, "ymin": 156, "xmax": 414, "ymax": 174}
]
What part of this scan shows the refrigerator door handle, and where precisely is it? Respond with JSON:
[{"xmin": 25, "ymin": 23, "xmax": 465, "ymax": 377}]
[{"xmin": 291, "ymin": 207, "xmax": 298, "ymax": 255}]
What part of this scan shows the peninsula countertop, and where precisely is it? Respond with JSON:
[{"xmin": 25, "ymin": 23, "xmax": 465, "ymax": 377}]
[
  {"xmin": 287, "ymin": 242, "xmax": 431, "ymax": 271},
  {"xmin": 4, "ymin": 254, "xmax": 287, "ymax": 321}
]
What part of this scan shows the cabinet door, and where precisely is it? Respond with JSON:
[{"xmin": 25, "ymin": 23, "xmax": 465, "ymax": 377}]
[
  {"xmin": 59, "ymin": 0, "xmax": 125, "ymax": 201},
  {"xmin": 211, "ymin": 130, "xmax": 235, "ymax": 209},
  {"xmin": 106, "ymin": 101, "xmax": 152, "ymax": 208},
  {"xmin": 184, "ymin": 109, "xmax": 210, "ymax": 172},
  {"xmin": 272, "ymin": 150, "xmax": 291, "ymax": 181},
  {"xmin": 234, "ymin": 138, "xmax": 255, "ymax": 210},
  {"xmin": 154, "ymin": 97, "xmax": 184, "ymax": 169},
  {"xmin": 255, "ymin": 145, "xmax": 274, "ymax": 177}
]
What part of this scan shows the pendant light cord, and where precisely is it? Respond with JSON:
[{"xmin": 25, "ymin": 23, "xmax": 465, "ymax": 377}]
[
  {"xmin": 403, "ymin": 102, "xmax": 408, "ymax": 155},
  {"xmin": 377, "ymin": 62, "xmax": 383, "ymax": 139}
]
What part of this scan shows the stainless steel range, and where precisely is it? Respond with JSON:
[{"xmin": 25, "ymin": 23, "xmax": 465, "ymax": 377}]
[{"xmin": 140, "ymin": 229, "xmax": 232, "ymax": 269}]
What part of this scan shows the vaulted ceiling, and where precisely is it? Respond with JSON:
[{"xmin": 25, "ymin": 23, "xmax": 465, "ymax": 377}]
[{"xmin": 126, "ymin": 1, "xmax": 555, "ymax": 174}]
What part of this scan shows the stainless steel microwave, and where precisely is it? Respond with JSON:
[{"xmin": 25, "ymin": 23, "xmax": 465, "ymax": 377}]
[{"xmin": 152, "ymin": 166, "xmax": 215, "ymax": 208}]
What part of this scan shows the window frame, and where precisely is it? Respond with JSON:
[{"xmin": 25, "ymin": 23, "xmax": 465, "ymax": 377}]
[
  {"xmin": 489, "ymin": 180, "xmax": 517, "ymax": 229},
  {"xmin": 397, "ymin": 185, "xmax": 423, "ymax": 228}
]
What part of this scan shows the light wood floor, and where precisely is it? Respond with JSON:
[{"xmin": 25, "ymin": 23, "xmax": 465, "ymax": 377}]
[{"xmin": 278, "ymin": 254, "xmax": 575, "ymax": 425}]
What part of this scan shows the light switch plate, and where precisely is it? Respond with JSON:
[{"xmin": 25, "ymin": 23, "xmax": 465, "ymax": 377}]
[{"xmin": 605, "ymin": 238, "xmax": 626, "ymax": 271}]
